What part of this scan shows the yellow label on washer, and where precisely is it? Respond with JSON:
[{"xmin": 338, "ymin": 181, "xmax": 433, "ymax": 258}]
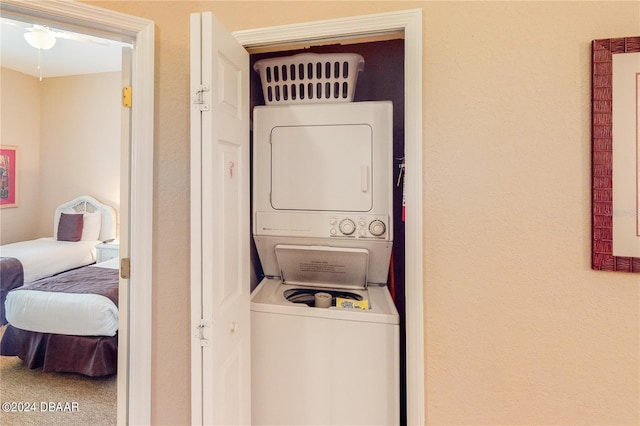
[{"xmin": 336, "ymin": 298, "xmax": 369, "ymax": 310}]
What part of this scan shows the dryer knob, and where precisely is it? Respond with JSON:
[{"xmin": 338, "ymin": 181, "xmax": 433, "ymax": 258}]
[
  {"xmin": 369, "ymin": 220, "xmax": 386, "ymax": 236},
  {"xmin": 339, "ymin": 218, "xmax": 356, "ymax": 235}
]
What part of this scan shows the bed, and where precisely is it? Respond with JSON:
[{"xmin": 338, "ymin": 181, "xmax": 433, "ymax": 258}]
[
  {"xmin": 0, "ymin": 195, "xmax": 116, "ymax": 324},
  {"xmin": 0, "ymin": 258, "xmax": 119, "ymax": 377}
]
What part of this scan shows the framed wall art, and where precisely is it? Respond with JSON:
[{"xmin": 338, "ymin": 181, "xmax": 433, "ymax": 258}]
[
  {"xmin": 591, "ymin": 36, "xmax": 640, "ymax": 272},
  {"xmin": 0, "ymin": 146, "xmax": 17, "ymax": 208}
]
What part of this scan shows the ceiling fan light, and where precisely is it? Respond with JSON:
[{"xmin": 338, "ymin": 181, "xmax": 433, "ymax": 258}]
[{"xmin": 24, "ymin": 29, "xmax": 56, "ymax": 50}]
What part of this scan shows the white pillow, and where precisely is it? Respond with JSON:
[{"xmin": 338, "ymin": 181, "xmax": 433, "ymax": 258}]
[{"xmin": 81, "ymin": 211, "xmax": 102, "ymax": 241}]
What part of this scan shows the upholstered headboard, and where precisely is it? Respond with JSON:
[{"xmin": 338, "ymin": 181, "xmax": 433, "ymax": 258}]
[{"xmin": 53, "ymin": 196, "xmax": 117, "ymax": 242}]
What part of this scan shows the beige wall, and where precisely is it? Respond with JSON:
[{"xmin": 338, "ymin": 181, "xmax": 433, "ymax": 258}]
[
  {"xmin": 0, "ymin": 68, "xmax": 41, "ymax": 243},
  {"xmin": 38, "ymin": 72, "xmax": 121, "ymax": 236},
  {"xmin": 0, "ymin": 69, "xmax": 120, "ymax": 244},
  {"xmin": 87, "ymin": 1, "xmax": 640, "ymax": 425}
]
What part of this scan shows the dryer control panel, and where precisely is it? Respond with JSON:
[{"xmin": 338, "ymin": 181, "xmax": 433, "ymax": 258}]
[
  {"xmin": 331, "ymin": 216, "xmax": 387, "ymax": 238},
  {"xmin": 255, "ymin": 211, "xmax": 391, "ymax": 240}
]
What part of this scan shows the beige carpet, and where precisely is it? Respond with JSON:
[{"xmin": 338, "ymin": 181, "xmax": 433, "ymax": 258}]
[{"xmin": 0, "ymin": 328, "xmax": 117, "ymax": 425}]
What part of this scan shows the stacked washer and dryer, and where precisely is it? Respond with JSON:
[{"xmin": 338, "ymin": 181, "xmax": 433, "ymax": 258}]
[{"xmin": 251, "ymin": 53, "xmax": 400, "ymax": 425}]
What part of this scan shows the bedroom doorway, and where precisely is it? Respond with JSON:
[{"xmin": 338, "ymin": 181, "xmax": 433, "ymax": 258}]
[{"xmin": 0, "ymin": 1, "xmax": 154, "ymax": 425}]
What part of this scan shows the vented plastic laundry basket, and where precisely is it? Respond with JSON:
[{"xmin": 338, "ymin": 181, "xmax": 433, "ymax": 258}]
[{"xmin": 253, "ymin": 52, "xmax": 365, "ymax": 105}]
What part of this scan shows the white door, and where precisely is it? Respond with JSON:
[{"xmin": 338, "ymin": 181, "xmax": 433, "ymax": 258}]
[{"xmin": 190, "ymin": 12, "xmax": 251, "ymax": 425}]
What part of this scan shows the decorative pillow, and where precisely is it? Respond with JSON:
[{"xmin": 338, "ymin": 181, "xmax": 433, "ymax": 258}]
[
  {"xmin": 55, "ymin": 208, "xmax": 78, "ymax": 238},
  {"xmin": 81, "ymin": 211, "xmax": 102, "ymax": 241},
  {"xmin": 57, "ymin": 213, "xmax": 84, "ymax": 242}
]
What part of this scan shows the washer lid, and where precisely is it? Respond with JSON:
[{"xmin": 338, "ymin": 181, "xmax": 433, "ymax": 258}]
[{"xmin": 275, "ymin": 244, "xmax": 368, "ymax": 290}]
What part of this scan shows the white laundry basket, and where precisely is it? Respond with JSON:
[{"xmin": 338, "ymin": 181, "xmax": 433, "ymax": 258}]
[{"xmin": 253, "ymin": 52, "xmax": 365, "ymax": 105}]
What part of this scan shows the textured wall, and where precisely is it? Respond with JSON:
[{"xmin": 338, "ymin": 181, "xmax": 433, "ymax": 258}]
[
  {"xmin": 87, "ymin": 1, "xmax": 640, "ymax": 425},
  {"xmin": 422, "ymin": 2, "xmax": 639, "ymax": 424},
  {"xmin": 39, "ymin": 72, "xmax": 121, "ymax": 236},
  {"xmin": 0, "ymin": 68, "xmax": 41, "ymax": 244}
]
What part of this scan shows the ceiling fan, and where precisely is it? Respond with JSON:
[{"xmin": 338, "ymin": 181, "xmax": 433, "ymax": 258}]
[
  {"xmin": 2, "ymin": 18, "xmax": 111, "ymax": 50},
  {"xmin": 28, "ymin": 25, "xmax": 113, "ymax": 50},
  {"xmin": 24, "ymin": 25, "xmax": 59, "ymax": 50},
  {"xmin": 2, "ymin": 17, "xmax": 121, "ymax": 80}
]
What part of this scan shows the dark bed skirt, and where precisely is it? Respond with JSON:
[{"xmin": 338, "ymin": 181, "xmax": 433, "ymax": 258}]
[
  {"xmin": 0, "ymin": 325, "xmax": 117, "ymax": 377},
  {"xmin": 0, "ymin": 257, "xmax": 25, "ymax": 325}
]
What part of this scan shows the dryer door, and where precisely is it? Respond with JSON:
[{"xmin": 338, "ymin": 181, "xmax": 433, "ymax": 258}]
[{"xmin": 270, "ymin": 124, "xmax": 373, "ymax": 212}]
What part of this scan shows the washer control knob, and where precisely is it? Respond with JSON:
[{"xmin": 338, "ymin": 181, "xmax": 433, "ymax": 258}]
[
  {"xmin": 369, "ymin": 220, "xmax": 386, "ymax": 237},
  {"xmin": 339, "ymin": 218, "xmax": 356, "ymax": 235}
]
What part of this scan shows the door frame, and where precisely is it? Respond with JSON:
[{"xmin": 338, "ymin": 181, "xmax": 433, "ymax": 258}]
[
  {"xmin": 234, "ymin": 8, "xmax": 425, "ymax": 425},
  {"xmin": 0, "ymin": 1, "xmax": 155, "ymax": 425}
]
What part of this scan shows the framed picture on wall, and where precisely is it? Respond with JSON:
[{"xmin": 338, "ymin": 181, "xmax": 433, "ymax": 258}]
[
  {"xmin": 0, "ymin": 146, "xmax": 18, "ymax": 208},
  {"xmin": 591, "ymin": 36, "xmax": 640, "ymax": 272}
]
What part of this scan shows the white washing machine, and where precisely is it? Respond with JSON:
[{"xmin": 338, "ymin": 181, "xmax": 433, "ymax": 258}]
[
  {"xmin": 251, "ymin": 246, "xmax": 399, "ymax": 425},
  {"xmin": 251, "ymin": 101, "xmax": 399, "ymax": 425}
]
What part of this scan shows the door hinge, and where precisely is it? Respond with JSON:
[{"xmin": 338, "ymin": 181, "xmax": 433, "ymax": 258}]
[
  {"xmin": 120, "ymin": 257, "xmax": 131, "ymax": 279},
  {"xmin": 122, "ymin": 86, "xmax": 132, "ymax": 108},
  {"xmin": 193, "ymin": 84, "xmax": 210, "ymax": 111},
  {"xmin": 195, "ymin": 320, "xmax": 210, "ymax": 347}
]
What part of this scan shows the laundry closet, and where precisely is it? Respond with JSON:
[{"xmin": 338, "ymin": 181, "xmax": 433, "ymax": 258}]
[{"xmin": 248, "ymin": 38, "xmax": 407, "ymax": 425}]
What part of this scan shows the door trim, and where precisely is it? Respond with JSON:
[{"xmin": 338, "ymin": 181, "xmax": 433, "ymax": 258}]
[
  {"xmin": 234, "ymin": 9, "xmax": 425, "ymax": 425},
  {"xmin": 0, "ymin": 1, "xmax": 155, "ymax": 425}
]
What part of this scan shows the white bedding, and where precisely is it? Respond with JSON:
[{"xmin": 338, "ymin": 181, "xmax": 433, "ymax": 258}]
[
  {"xmin": 4, "ymin": 258, "xmax": 119, "ymax": 337},
  {"xmin": 0, "ymin": 237, "xmax": 99, "ymax": 283}
]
